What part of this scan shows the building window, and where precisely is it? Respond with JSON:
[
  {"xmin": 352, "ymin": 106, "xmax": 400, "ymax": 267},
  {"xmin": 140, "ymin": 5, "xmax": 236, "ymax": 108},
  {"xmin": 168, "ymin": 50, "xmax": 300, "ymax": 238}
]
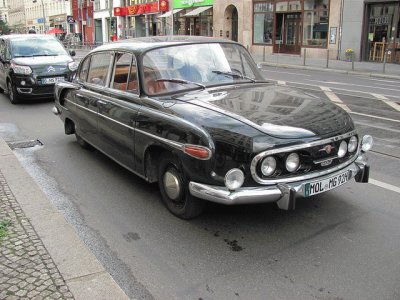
[
  {"xmin": 253, "ymin": 2, "xmax": 274, "ymax": 44},
  {"xmin": 303, "ymin": 0, "xmax": 329, "ymax": 47}
]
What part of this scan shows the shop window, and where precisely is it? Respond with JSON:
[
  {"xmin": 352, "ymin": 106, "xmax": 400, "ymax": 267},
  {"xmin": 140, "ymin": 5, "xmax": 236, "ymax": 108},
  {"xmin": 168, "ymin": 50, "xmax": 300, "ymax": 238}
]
[
  {"xmin": 276, "ymin": 2, "xmax": 288, "ymax": 12},
  {"xmin": 253, "ymin": 2, "xmax": 274, "ymax": 44},
  {"xmin": 302, "ymin": 1, "xmax": 329, "ymax": 47}
]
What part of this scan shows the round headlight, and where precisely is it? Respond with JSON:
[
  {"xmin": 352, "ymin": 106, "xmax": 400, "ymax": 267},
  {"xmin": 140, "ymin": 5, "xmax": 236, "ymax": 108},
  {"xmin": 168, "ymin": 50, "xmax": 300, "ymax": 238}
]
[
  {"xmin": 348, "ymin": 136, "xmax": 358, "ymax": 152},
  {"xmin": 261, "ymin": 156, "xmax": 276, "ymax": 176},
  {"xmin": 224, "ymin": 168, "xmax": 244, "ymax": 191},
  {"xmin": 286, "ymin": 153, "xmax": 300, "ymax": 172},
  {"xmin": 361, "ymin": 135, "xmax": 373, "ymax": 152},
  {"xmin": 338, "ymin": 140, "xmax": 348, "ymax": 158}
]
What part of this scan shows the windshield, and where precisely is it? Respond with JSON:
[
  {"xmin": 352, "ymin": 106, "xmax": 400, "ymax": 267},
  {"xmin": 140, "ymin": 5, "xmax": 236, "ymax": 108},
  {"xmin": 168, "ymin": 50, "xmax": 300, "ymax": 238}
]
[
  {"xmin": 11, "ymin": 37, "xmax": 68, "ymax": 58},
  {"xmin": 142, "ymin": 43, "xmax": 264, "ymax": 96}
]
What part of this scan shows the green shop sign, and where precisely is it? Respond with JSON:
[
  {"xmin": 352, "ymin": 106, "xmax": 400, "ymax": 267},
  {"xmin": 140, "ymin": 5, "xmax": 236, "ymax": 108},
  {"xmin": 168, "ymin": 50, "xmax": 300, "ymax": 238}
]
[{"xmin": 173, "ymin": 0, "xmax": 213, "ymax": 9}]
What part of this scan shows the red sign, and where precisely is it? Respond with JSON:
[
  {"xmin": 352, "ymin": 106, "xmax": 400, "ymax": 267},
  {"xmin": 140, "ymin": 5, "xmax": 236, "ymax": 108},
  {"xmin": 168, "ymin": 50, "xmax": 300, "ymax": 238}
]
[
  {"xmin": 114, "ymin": 7, "xmax": 127, "ymax": 16},
  {"xmin": 126, "ymin": 1, "xmax": 167, "ymax": 15}
]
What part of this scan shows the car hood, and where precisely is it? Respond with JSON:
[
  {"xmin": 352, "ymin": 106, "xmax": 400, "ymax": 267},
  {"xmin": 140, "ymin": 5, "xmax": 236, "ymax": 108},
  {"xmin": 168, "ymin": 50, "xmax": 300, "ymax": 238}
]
[
  {"xmin": 13, "ymin": 55, "xmax": 72, "ymax": 66},
  {"xmin": 173, "ymin": 84, "xmax": 354, "ymax": 139}
]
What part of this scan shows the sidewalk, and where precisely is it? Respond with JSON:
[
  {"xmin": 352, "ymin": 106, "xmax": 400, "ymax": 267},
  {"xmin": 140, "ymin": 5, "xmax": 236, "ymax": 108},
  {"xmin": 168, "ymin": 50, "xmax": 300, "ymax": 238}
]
[
  {"xmin": 0, "ymin": 139, "xmax": 129, "ymax": 300},
  {"xmin": 253, "ymin": 52, "xmax": 400, "ymax": 79}
]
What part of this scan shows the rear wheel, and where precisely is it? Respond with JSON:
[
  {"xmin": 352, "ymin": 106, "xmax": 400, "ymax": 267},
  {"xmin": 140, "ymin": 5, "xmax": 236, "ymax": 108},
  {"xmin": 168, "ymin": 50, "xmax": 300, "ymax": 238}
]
[
  {"xmin": 7, "ymin": 81, "xmax": 21, "ymax": 104},
  {"xmin": 75, "ymin": 132, "xmax": 92, "ymax": 150},
  {"xmin": 158, "ymin": 153, "xmax": 205, "ymax": 219}
]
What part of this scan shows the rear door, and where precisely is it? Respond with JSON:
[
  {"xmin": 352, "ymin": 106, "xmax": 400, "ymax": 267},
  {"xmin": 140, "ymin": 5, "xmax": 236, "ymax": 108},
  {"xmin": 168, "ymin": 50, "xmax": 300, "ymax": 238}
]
[
  {"xmin": 73, "ymin": 52, "xmax": 113, "ymax": 148},
  {"xmin": 96, "ymin": 51, "xmax": 140, "ymax": 170}
]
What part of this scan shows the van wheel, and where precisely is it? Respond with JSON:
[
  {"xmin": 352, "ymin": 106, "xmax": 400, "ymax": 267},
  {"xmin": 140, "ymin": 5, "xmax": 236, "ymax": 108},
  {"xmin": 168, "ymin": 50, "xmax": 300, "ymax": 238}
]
[
  {"xmin": 7, "ymin": 81, "xmax": 20, "ymax": 104},
  {"xmin": 158, "ymin": 153, "xmax": 205, "ymax": 219}
]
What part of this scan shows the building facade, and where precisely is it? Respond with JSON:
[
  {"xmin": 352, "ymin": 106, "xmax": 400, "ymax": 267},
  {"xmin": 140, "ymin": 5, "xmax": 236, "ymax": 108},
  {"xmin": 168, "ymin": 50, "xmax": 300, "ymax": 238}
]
[
  {"xmin": 72, "ymin": 0, "xmax": 95, "ymax": 44},
  {"xmin": 341, "ymin": 0, "xmax": 399, "ymax": 63},
  {"xmin": 0, "ymin": 0, "xmax": 9, "ymax": 26}
]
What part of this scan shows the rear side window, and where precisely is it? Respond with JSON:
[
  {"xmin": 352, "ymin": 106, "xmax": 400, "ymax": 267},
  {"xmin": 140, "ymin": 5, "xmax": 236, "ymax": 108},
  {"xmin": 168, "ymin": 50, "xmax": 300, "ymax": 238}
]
[
  {"xmin": 87, "ymin": 52, "xmax": 113, "ymax": 86},
  {"xmin": 111, "ymin": 52, "xmax": 138, "ymax": 93}
]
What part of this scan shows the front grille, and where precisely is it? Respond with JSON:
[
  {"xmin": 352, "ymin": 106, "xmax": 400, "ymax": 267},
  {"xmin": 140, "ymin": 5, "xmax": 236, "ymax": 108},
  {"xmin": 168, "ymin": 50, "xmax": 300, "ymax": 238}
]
[{"xmin": 251, "ymin": 131, "xmax": 358, "ymax": 185}]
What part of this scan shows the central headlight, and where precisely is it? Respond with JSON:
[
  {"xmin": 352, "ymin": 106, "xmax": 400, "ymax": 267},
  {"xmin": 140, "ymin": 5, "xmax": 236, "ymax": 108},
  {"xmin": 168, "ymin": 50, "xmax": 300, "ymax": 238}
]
[
  {"xmin": 286, "ymin": 153, "xmax": 300, "ymax": 172},
  {"xmin": 338, "ymin": 140, "xmax": 348, "ymax": 157},
  {"xmin": 224, "ymin": 168, "xmax": 244, "ymax": 191},
  {"xmin": 348, "ymin": 136, "xmax": 358, "ymax": 152},
  {"xmin": 261, "ymin": 156, "xmax": 276, "ymax": 176}
]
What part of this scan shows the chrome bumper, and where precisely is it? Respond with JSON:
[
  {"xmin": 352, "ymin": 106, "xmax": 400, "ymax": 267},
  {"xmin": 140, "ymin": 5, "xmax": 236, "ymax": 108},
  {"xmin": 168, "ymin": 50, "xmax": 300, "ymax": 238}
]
[{"xmin": 189, "ymin": 158, "xmax": 369, "ymax": 210}]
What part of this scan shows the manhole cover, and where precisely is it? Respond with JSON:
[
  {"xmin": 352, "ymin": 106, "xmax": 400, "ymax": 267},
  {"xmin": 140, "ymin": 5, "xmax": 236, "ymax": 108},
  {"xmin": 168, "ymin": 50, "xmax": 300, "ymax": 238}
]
[{"xmin": 7, "ymin": 139, "xmax": 43, "ymax": 150}]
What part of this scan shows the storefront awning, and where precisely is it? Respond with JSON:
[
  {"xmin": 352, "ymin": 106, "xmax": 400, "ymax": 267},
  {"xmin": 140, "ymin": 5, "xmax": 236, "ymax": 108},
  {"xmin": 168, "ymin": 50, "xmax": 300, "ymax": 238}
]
[
  {"xmin": 158, "ymin": 9, "xmax": 183, "ymax": 18},
  {"xmin": 184, "ymin": 6, "xmax": 212, "ymax": 17}
]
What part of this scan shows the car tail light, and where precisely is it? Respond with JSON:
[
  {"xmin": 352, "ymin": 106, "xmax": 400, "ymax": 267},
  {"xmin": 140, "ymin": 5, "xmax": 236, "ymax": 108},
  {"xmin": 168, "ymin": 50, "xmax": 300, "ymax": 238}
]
[{"xmin": 182, "ymin": 145, "xmax": 211, "ymax": 160}]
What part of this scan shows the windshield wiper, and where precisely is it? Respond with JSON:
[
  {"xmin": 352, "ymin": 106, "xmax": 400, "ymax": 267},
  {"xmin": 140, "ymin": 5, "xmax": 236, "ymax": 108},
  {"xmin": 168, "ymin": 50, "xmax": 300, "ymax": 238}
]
[
  {"xmin": 155, "ymin": 78, "xmax": 206, "ymax": 89},
  {"xmin": 212, "ymin": 70, "xmax": 256, "ymax": 83},
  {"xmin": 14, "ymin": 55, "xmax": 33, "ymax": 58}
]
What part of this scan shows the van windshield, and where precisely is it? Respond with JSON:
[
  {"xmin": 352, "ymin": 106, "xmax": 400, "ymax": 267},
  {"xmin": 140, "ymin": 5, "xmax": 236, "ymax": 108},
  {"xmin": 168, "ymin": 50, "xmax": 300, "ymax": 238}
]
[{"xmin": 11, "ymin": 37, "xmax": 68, "ymax": 58}]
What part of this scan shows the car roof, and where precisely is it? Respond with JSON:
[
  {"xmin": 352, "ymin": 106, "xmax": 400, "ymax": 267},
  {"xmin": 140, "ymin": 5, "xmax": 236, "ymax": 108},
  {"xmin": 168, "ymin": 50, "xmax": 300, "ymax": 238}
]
[{"xmin": 91, "ymin": 35, "xmax": 240, "ymax": 54}]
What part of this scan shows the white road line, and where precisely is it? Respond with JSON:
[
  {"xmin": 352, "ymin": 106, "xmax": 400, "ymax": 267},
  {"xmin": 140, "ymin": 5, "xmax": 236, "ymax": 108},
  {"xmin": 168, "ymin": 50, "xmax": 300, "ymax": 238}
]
[
  {"xmin": 277, "ymin": 81, "xmax": 286, "ymax": 85},
  {"xmin": 282, "ymin": 80, "xmax": 400, "ymax": 99},
  {"xmin": 369, "ymin": 179, "xmax": 400, "ymax": 194},
  {"xmin": 320, "ymin": 86, "xmax": 351, "ymax": 112},
  {"xmin": 371, "ymin": 93, "xmax": 400, "ymax": 112},
  {"xmin": 307, "ymin": 80, "xmax": 400, "ymax": 93},
  {"xmin": 350, "ymin": 112, "xmax": 400, "ymax": 123}
]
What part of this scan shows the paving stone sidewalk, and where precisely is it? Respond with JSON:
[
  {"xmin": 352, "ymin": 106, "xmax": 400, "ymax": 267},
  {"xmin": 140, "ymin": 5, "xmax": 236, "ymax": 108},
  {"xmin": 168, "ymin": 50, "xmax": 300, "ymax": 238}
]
[{"xmin": 0, "ymin": 170, "xmax": 74, "ymax": 300}]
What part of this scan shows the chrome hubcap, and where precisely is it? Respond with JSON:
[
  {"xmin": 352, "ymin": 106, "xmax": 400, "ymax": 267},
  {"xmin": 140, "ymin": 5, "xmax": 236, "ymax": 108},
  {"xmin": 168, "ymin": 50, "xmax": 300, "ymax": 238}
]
[{"xmin": 163, "ymin": 170, "xmax": 181, "ymax": 200}]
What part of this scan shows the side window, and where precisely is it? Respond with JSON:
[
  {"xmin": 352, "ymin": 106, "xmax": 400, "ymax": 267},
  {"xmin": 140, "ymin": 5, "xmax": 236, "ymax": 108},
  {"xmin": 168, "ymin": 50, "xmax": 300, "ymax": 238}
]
[
  {"xmin": 0, "ymin": 40, "xmax": 5, "ymax": 58},
  {"xmin": 78, "ymin": 57, "xmax": 91, "ymax": 82},
  {"xmin": 87, "ymin": 52, "xmax": 112, "ymax": 86},
  {"xmin": 127, "ymin": 56, "xmax": 138, "ymax": 93},
  {"xmin": 111, "ymin": 52, "xmax": 138, "ymax": 93},
  {"xmin": 111, "ymin": 52, "xmax": 133, "ymax": 91}
]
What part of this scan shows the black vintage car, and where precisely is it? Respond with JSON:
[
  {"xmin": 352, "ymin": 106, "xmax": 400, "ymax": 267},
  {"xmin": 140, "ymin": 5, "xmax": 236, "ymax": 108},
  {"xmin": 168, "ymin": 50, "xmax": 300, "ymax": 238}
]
[
  {"xmin": 0, "ymin": 34, "xmax": 77, "ymax": 104},
  {"xmin": 53, "ymin": 36, "xmax": 372, "ymax": 219}
]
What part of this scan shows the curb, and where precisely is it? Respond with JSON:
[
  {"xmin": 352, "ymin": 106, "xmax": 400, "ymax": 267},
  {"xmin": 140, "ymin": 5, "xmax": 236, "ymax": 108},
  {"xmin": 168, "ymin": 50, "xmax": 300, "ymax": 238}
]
[
  {"xmin": 258, "ymin": 62, "xmax": 400, "ymax": 80},
  {"xmin": 0, "ymin": 138, "xmax": 129, "ymax": 300}
]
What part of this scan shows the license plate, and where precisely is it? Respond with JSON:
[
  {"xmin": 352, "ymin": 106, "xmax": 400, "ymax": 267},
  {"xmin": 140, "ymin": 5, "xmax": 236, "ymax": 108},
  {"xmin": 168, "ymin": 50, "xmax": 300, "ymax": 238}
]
[
  {"xmin": 304, "ymin": 171, "xmax": 350, "ymax": 197},
  {"xmin": 41, "ymin": 77, "xmax": 64, "ymax": 85}
]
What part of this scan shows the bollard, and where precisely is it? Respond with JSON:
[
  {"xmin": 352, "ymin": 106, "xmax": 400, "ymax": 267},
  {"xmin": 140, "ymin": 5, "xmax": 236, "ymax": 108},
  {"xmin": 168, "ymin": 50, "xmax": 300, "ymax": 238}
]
[
  {"xmin": 383, "ymin": 50, "xmax": 387, "ymax": 73},
  {"xmin": 326, "ymin": 49, "xmax": 329, "ymax": 68},
  {"xmin": 351, "ymin": 53, "xmax": 355, "ymax": 71},
  {"xmin": 303, "ymin": 48, "xmax": 306, "ymax": 66},
  {"xmin": 263, "ymin": 46, "xmax": 266, "ymax": 62}
]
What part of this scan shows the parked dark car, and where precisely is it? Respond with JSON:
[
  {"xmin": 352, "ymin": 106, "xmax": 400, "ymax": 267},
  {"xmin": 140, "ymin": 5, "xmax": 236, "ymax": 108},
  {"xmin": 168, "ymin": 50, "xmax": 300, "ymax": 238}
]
[
  {"xmin": 53, "ymin": 36, "xmax": 372, "ymax": 219},
  {"xmin": 0, "ymin": 34, "xmax": 78, "ymax": 104}
]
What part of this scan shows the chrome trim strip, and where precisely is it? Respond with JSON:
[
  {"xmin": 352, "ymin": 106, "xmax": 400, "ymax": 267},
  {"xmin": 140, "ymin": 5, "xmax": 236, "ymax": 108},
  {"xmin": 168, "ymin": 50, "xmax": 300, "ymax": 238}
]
[
  {"xmin": 68, "ymin": 100, "xmax": 211, "ymax": 157},
  {"xmin": 190, "ymin": 160, "xmax": 364, "ymax": 205},
  {"xmin": 98, "ymin": 113, "xmax": 133, "ymax": 131},
  {"xmin": 71, "ymin": 101, "xmax": 98, "ymax": 115},
  {"xmin": 251, "ymin": 130, "xmax": 358, "ymax": 185}
]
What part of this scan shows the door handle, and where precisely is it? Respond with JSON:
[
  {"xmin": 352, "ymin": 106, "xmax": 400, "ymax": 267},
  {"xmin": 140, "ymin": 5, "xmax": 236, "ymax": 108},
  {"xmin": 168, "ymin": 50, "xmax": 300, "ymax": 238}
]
[{"xmin": 97, "ymin": 100, "xmax": 107, "ymax": 106}]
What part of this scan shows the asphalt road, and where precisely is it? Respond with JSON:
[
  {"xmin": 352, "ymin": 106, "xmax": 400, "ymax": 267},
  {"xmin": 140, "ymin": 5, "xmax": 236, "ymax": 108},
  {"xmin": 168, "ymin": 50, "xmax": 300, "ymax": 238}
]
[{"xmin": 0, "ymin": 68, "xmax": 400, "ymax": 300}]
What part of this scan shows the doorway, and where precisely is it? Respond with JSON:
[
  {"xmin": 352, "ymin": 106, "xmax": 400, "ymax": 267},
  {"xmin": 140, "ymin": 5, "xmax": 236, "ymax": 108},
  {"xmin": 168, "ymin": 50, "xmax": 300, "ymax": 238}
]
[
  {"xmin": 274, "ymin": 13, "xmax": 302, "ymax": 54},
  {"xmin": 231, "ymin": 8, "xmax": 238, "ymax": 42}
]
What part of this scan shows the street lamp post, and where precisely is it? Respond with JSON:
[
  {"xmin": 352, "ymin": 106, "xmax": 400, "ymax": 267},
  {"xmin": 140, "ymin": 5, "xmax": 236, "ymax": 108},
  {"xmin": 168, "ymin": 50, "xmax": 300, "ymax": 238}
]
[{"xmin": 33, "ymin": 0, "xmax": 46, "ymax": 33}]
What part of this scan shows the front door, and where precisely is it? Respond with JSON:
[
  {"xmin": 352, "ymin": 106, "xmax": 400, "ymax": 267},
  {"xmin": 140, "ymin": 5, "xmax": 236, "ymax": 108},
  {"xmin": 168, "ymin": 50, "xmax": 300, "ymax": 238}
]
[{"xmin": 274, "ymin": 13, "xmax": 301, "ymax": 54}]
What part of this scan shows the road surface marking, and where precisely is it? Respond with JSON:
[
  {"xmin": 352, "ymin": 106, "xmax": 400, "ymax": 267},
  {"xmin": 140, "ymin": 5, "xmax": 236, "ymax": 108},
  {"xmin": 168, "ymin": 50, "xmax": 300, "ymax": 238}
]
[
  {"xmin": 265, "ymin": 70, "xmax": 311, "ymax": 76},
  {"xmin": 282, "ymin": 80, "xmax": 400, "ymax": 99},
  {"xmin": 307, "ymin": 80, "xmax": 400, "ymax": 93},
  {"xmin": 320, "ymin": 86, "xmax": 351, "ymax": 112},
  {"xmin": 371, "ymin": 93, "xmax": 400, "ymax": 112},
  {"xmin": 369, "ymin": 179, "xmax": 400, "ymax": 194},
  {"xmin": 350, "ymin": 112, "xmax": 400, "ymax": 123},
  {"xmin": 277, "ymin": 81, "xmax": 286, "ymax": 85}
]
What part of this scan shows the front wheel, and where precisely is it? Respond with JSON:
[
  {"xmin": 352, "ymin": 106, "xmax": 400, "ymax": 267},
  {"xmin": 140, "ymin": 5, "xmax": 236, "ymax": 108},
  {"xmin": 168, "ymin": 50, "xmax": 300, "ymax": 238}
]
[
  {"xmin": 7, "ymin": 81, "xmax": 21, "ymax": 104},
  {"xmin": 158, "ymin": 154, "xmax": 205, "ymax": 219}
]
